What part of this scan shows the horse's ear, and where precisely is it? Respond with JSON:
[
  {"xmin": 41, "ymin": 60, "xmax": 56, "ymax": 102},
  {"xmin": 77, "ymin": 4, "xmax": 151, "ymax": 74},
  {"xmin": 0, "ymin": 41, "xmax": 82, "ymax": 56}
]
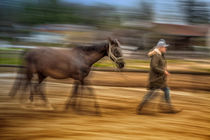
[
  {"xmin": 108, "ymin": 37, "xmax": 114, "ymax": 44},
  {"xmin": 114, "ymin": 39, "xmax": 121, "ymax": 46}
]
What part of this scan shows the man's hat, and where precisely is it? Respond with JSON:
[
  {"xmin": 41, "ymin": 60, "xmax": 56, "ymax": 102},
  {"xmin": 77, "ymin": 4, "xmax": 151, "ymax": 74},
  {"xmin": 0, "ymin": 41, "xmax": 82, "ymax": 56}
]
[{"xmin": 156, "ymin": 39, "xmax": 169, "ymax": 48}]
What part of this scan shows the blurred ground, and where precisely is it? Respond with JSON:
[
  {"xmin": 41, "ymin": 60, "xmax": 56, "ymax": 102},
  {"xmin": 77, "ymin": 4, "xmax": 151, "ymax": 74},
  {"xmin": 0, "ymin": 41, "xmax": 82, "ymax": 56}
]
[
  {"xmin": 1, "ymin": 67, "xmax": 210, "ymax": 91},
  {"xmin": 0, "ymin": 71, "xmax": 210, "ymax": 140},
  {"xmin": 1, "ymin": 0, "xmax": 210, "ymax": 139}
]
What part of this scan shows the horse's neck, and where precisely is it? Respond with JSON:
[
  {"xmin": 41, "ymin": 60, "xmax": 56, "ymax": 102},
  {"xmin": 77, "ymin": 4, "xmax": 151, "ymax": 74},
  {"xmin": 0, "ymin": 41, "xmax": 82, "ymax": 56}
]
[{"xmin": 85, "ymin": 44, "xmax": 107, "ymax": 66}]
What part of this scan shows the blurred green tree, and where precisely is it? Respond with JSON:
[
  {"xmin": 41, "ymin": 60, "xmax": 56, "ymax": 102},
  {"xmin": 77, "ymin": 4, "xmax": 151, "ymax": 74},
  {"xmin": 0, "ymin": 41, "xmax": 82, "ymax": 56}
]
[
  {"xmin": 179, "ymin": 0, "xmax": 210, "ymax": 24},
  {"xmin": 0, "ymin": 0, "xmax": 119, "ymax": 27},
  {"xmin": 138, "ymin": 1, "xmax": 154, "ymax": 21},
  {"xmin": 123, "ymin": 1, "xmax": 154, "ymax": 22}
]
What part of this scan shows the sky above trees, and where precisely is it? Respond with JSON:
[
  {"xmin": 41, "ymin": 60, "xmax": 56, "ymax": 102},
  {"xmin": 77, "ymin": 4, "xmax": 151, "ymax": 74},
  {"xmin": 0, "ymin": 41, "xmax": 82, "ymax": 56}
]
[{"xmin": 63, "ymin": 0, "xmax": 210, "ymax": 24}]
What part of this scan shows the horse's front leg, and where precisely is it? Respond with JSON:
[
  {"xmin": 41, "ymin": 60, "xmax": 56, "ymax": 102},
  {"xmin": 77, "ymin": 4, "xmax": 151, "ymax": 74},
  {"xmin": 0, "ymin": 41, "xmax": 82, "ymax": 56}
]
[
  {"xmin": 80, "ymin": 80, "xmax": 101, "ymax": 115},
  {"xmin": 18, "ymin": 79, "xmax": 30, "ymax": 103},
  {"xmin": 85, "ymin": 85, "xmax": 101, "ymax": 115},
  {"xmin": 65, "ymin": 81, "xmax": 79, "ymax": 110},
  {"xmin": 77, "ymin": 80, "xmax": 86, "ymax": 111},
  {"xmin": 34, "ymin": 82, "xmax": 49, "ymax": 105}
]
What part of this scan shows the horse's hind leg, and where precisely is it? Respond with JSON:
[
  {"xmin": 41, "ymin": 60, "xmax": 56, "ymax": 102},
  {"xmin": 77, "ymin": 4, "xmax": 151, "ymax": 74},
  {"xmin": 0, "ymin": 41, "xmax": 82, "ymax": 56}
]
[
  {"xmin": 21, "ymin": 68, "xmax": 34, "ymax": 102},
  {"xmin": 36, "ymin": 73, "xmax": 47, "ymax": 103},
  {"xmin": 9, "ymin": 75, "xmax": 23, "ymax": 97},
  {"xmin": 19, "ymin": 73, "xmax": 33, "ymax": 102},
  {"xmin": 9, "ymin": 68, "xmax": 25, "ymax": 97}
]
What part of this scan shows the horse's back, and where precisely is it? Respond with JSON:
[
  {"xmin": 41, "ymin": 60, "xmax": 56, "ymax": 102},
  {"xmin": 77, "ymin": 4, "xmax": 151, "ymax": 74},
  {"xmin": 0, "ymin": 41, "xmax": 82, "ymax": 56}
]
[{"xmin": 24, "ymin": 47, "xmax": 85, "ymax": 79}]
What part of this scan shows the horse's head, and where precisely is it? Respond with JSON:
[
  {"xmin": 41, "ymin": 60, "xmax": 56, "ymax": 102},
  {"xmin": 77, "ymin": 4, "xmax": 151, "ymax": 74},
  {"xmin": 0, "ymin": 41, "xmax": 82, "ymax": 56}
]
[{"xmin": 107, "ymin": 38, "xmax": 125, "ymax": 69}]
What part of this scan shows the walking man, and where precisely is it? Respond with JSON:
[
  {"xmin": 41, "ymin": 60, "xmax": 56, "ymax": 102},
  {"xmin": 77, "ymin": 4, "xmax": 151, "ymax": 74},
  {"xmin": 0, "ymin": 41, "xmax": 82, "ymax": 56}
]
[{"xmin": 137, "ymin": 39, "xmax": 179, "ymax": 114}]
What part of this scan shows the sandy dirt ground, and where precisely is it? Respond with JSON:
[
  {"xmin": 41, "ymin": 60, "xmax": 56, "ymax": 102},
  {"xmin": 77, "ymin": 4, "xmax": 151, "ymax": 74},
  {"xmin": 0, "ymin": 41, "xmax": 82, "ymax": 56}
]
[{"xmin": 0, "ymin": 72, "xmax": 210, "ymax": 140}]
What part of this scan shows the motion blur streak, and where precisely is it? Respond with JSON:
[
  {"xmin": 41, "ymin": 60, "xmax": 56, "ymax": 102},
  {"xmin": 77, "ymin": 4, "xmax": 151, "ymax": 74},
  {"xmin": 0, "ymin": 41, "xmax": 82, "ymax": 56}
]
[{"xmin": 0, "ymin": 0, "xmax": 210, "ymax": 140}]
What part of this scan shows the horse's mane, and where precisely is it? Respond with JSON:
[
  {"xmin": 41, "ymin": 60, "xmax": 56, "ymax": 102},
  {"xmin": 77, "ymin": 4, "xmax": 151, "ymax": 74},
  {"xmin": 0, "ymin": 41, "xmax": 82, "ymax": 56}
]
[{"xmin": 75, "ymin": 42, "xmax": 107, "ymax": 52}]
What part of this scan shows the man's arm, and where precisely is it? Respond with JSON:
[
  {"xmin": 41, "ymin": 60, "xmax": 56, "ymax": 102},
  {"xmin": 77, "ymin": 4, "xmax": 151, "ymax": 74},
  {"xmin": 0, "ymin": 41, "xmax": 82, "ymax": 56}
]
[{"xmin": 151, "ymin": 54, "xmax": 165, "ymax": 74}]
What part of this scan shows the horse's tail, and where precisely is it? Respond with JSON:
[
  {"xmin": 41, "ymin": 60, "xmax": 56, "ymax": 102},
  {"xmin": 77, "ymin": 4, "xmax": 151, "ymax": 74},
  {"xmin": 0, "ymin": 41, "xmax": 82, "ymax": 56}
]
[{"xmin": 8, "ymin": 50, "xmax": 27, "ymax": 97}]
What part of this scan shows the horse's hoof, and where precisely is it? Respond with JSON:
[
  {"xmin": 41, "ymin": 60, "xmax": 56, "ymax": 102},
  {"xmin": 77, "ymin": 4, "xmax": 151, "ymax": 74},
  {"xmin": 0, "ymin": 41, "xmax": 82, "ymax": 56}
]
[
  {"xmin": 95, "ymin": 111, "xmax": 101, "ymax": 116},
  {"xmin": 65, "ymin": 106, "xmax": 69, "ymax": 111},
  {"xmin": 20, "ymin": 104, "xmax": 28, "ymax": 109},
  {"xmin": 136, "ymin": 108, "xmax": 142, "ymax": 115},
  {"xmin": 65, "ymin": 104, "xmax": 71, "ymax": 111},
  {"xmin": 45, "ymin": 103, "xmax": 54, "ymax": 110},
  {"xmin": 25, "ymin": 100, "xmax": 33, "ymax": 104},
  {"xmin": 29, "ymin": 96, "xmax": 33, "ymax": 102},
  {"xmin": 8, "ymin": 92, "xmax": 15, "ymax": 98}
]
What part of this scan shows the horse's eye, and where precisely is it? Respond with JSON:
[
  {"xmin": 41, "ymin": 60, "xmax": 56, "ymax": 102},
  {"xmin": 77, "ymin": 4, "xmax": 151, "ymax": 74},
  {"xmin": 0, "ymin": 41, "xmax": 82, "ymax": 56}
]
[{"xmin": 114, "ymin": 50, "xmax": 120, "ymax": 56}]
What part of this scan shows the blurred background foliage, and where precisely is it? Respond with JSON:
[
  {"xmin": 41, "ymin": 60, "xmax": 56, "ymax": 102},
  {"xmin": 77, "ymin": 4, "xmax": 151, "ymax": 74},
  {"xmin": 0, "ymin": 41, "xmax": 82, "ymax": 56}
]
[
  {"xmin": 0, "ymin": 0, "xmax": 210, "ymax": 71},
  {"xmin": 0, "ymin": 0, "xmax": 209, "ymax": 26},
  {"xmin": 0, "ymin": 0, "xmax": 120, "ymax": 27}
]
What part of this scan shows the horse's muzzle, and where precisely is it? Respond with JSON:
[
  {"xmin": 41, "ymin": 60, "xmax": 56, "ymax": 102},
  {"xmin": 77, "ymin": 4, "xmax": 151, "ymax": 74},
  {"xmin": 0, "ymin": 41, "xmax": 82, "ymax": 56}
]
[{"xmin": 117, "ymin": 61, "xmax": 125, "ymax": 69}]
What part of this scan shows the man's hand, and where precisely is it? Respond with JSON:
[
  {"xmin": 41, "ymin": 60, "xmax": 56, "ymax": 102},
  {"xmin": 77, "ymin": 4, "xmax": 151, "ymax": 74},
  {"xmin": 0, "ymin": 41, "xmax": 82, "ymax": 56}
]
[{"xmin": 164, "ymin": 70, "xmax": 170, "ymax": 76}]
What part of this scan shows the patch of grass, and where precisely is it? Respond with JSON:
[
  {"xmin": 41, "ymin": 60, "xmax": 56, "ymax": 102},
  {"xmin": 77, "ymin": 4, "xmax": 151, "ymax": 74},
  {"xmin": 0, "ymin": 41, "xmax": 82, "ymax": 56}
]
[
  {"xmin": 190, "ymin": 66, "xmax": 210, "ymax": 73},
  {"xmin": 93, "ymin": 58, "xmax": 189, "ymax": 69},
  {"xmin": 0, "ymin": 57, "xmax": 22, "ymax": 65},
  {"xmin": 93, "ymin": 63, "xmax": 114, "ymax": 68},
  {"xmin": 0, "ymin": 47, "xmax": 25, "ymax": 51},
  {"xmin": 128, "ymin": 66, "xmax": 149, "ymax": 70},
  {"xmin": 125, "ymin": 59, "xmax": 149, "ymax": 64},
  {"xmin": 167, "ymin": 59, "xmax": 186, "ymax": 63}
]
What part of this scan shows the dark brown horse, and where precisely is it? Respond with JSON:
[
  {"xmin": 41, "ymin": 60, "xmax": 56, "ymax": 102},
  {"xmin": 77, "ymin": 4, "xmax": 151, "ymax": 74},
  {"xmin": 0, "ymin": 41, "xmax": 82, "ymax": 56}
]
[{"xmin": 9, "ymin": 38, "xmax": 125, "ymax": 112}]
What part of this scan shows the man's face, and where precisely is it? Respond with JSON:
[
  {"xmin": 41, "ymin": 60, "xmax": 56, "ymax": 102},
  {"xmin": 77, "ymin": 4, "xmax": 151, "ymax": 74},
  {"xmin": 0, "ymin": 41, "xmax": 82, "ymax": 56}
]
[{"xmin": 159, "ymin": 46, "xmax": 167, "ymax": 53}]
